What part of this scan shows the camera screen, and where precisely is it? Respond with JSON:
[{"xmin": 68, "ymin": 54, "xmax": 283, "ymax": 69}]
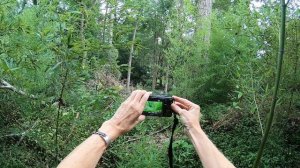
[{"xmin": 144, "ymin": 101, "xmax": 163, "ymax": 113}]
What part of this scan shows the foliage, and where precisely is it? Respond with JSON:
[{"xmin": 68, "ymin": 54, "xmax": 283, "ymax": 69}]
[{"xmin": 1, "ymin": 0, "xmax": 300, "ymax": 167}]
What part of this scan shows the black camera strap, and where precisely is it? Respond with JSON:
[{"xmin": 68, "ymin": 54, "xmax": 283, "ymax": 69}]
[{"xmin": 168, "ymin": 114, "xmax": 179, "ymax": 168}]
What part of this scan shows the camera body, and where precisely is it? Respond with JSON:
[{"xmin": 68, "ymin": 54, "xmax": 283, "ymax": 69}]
[{"xmin": 142, "ymin": 95, "xmax": 174, "ymax": 117}]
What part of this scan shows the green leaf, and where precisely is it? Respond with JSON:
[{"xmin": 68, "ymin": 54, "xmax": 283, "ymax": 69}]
[{"xmin": 238, "ymin": 92, "xmax": 243, "ymax": 99}]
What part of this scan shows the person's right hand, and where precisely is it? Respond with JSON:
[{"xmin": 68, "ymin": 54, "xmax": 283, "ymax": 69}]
[{"xmin": 171, "ymin": 96, "xmax": 201, "ymax": 130}]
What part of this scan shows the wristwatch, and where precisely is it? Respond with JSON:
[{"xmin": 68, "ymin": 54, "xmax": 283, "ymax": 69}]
[{"xmin": 93, "ymin": 131, "xmax": 111, "ymax": 146}]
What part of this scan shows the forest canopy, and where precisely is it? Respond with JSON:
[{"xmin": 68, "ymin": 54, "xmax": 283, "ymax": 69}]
[{"xmin": 0, "ymin": 0, "xmax": 299, "ymax": 167}]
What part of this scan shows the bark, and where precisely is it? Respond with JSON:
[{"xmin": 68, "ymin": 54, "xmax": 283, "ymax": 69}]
[{"xmin": 126, "ymin": 21, "xmax": 138, "ymax": 93}]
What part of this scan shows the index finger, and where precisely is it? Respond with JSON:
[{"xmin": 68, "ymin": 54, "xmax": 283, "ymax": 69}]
[
  {"xmin": 140, "ymin": 92, "xmax": 152, "ymax": 105},
  {"xmin": 125, "ymin": 90, "xmax": 138, "ymax": 102},
  {"xmin": 173, "ymin": 96, "xmax": 197, "ymax": 109},
  {"xmin": 133, "ymin": 90, "xmax": 147, "ymax": 102}
]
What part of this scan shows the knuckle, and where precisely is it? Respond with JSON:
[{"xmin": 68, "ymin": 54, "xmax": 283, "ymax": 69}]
[
  {"xmin": 127, "ymin": 102, "xmax": 134, "ymax": 108},
  {"xmin": 195, "ymin": 105, "xmax": 201, "ymax": 110},
  {"xmin": 121, "ymin": 102, "xmax": 129, "ymax": 108},
  {"xmin": 134, "ymin": 89, "xmax": 141, "ymax": 93},
  {"xmin": 132, "ymin": 105, "xmax": 140, "ymax": 113}
]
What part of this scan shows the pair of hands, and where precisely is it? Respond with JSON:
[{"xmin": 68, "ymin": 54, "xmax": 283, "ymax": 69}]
[{"xmin": 99, "ymin": 90, "xmax": 201, "ymax": 141}]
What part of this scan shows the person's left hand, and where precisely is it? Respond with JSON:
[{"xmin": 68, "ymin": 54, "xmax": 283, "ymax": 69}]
[{"xmin": 99, "ymin": 90, "xmax": 151, "ymax": 141}]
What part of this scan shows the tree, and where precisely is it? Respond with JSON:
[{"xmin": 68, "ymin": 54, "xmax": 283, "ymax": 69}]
[
  {"xmin": 127, "ymin": 21, "xmax": 138, "ymax": 92},
  {"xmin": 196, "ymin": 0, "xmax": 213, "ymax": 45},
  {"xmin": 253, "ymin": 0, "xmax": 290, "ymax": 166}
]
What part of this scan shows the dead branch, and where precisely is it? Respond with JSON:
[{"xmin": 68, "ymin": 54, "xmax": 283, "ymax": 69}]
[
  {"xmin": 213, "ymin": 110, "xmax": 242, "ymax": 130},
  {"xmin": 108, "ymin": 124, "xmax": 172, "ymax": 150},
  {"xmin": 0, "ymin": 119, "xmax": 40, "ymax": 140},
  {"xmin": 17, "ymin": 119, "xmax": 40, "ymax": 145},
  {"xmin": 0, "ymin": 79, "xmax": 37, "ymax": 99},
  {"xmin": 123, "ymin": 124, "xmax": 172, "ymax": 143}
]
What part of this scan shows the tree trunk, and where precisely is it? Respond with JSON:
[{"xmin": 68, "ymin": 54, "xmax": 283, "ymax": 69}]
[
  {"xmin": 108, "ymin": 3, "xmax": 115, "ymax": 45},
  {"xmin": 152, "ymin": 35, "xmax": 158, "ymax": 91},
  {"xmin": 102, "ymin": 2, "xmax": 109, "ymax": 43},
  {"xmin": 126, "ymin": 22, "xmax": 138, "ymax": 93},
  {"xmin": 253, "ymin": 1, "xmax": 288, "ymax": 167},
  {"xmin": 197, "ymin": 0, "xmax": 212, "ymax": 43},
  {"xmin": 196, "ymin": 0, "xmax": 213, "ymax": 61},
  {"xmin": 18, "ymin": 0, "xmax": 27, "ymax": 13},
  {"xmin": 152, "ymin": 12, "xmax": 159, "ymax": 91},
  {"xmin": 288, "ymin": 22, "xmax": 299, "ymax": 111},
  {"xmin": 80, "ymin": 2, "xmax": 88, "ymax": 69},
  {"xmin": 164, "ymin": 66, "xmax": 169, "ymax": 94}
]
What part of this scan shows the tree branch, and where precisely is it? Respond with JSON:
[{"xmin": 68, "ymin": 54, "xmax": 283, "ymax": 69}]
[
  {"xmin": 249, "ymin": 64, "xmax": 264, "ymax": 136},
  {"xmin": 111, "ymin": 124, "xmax": 172, "ymax": 149},
  {"xmin": 0, "ymin": 119, "xmax": 39, "ymax": 141},
  {"xmin": 16, "ymin": 119, "xmax": 40, "ymax": 146},
  {"xmin": 0, "ymin": 79, "xmax": 37, "ymax": 99},
  {"xmin": 55, "ymin": 68, "xmax": 69, "ymax": 161}
]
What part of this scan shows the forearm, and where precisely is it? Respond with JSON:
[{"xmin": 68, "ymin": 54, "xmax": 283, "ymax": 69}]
[
  {"xmin": 57, "ymin": 134, "xmax": 107, "ymax": 168},
  {"xmin": 58, "ymin": 122, "xmax": 121, "ymax": 168},
  {"xmin": 58, "ymin": 90, "xmax": 149, "ymax": 168},
  {"xmin": 188, "ymin": 126, "xmax": 235, "ymax": 168}
]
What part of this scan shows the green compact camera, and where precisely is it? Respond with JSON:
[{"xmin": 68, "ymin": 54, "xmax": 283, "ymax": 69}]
[{"xmin": 142, "ymin": 95, "xmax": 174, "ymax": 117}]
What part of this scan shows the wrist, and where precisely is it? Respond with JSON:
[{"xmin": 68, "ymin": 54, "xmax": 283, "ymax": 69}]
[
  {"xmin": 187, "ymin": 126, "xmax": 207, "ymax": 144},
  {"xmin": 187, "ymin": 123, "xmax": 202, "ymax": 135},
  {"xmin": 186, "ymin": 121, "xmax": 201, "ymax": 130},
  {"xmin": 98, "ymin": 120, "xmax": 122, "ymax": 141}
]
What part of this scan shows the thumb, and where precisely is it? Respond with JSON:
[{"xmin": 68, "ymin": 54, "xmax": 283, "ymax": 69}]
[{"xmin": 136, "ymin": 115, "xmax": 146, "ymax": 124}]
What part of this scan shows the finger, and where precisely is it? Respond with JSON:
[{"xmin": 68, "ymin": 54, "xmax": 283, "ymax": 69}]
[
  {"xmin": 171, "ymin": 103, "xmax": 184, "ymax": 115},
  {"xmin": 134, "ymin": 115, "xmax": 146, "ymax": 125},
  {"xmin": 173, "ymin": 96, "xmax": 197, "ymax": 109},
  {"xmin": 133, "ymin": 90, "xmax": 147, "ymax": 102},
  {"xmin": 137, "ymin": 115, "xmax": 145, "ymax": 122},
  {"xmin": 126, "ymin": 90, "xmax": 138, "ymax": 101},
  {"xmin": 140, "ymin": 91, "xmax": 152, "ymax": 105},
  {"xmin": 175, "ymin": 102, "xmax": 188, "ymax": 110}
]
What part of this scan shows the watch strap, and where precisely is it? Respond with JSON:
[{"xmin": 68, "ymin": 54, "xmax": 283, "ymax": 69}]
[{"xmin": 93, "ymin": 131, "xmax": 111, "ymax": 146}]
